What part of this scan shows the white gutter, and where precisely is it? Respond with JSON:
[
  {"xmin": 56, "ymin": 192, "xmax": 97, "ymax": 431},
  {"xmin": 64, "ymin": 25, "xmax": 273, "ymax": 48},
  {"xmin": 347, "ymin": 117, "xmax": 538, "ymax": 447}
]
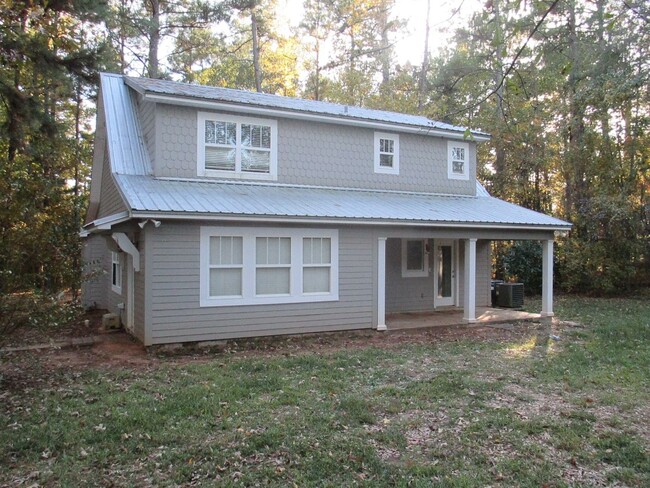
[
  {"xmin": 130, "ymin": 210, "xmax": 571, "ymax": 231},
  {"xmin": 142, "ymin": 93, "xmax": 491, "ymax": 142},
  {"xmin": 83, "ymin": 211, "xmax": 131, "ymax": 232}
]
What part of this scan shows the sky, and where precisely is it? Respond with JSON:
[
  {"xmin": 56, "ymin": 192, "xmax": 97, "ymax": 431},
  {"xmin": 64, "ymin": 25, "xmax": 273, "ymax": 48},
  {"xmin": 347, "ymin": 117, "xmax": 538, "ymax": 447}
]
[{"xmin": 280, "ymin": 0, "xmax": 484, "ymax": 65}]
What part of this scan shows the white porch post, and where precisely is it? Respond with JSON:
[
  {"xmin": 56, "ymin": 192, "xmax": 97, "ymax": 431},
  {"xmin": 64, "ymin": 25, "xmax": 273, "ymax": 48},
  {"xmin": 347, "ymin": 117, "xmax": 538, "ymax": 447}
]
[
  {"xmin": 463, "ymin": 238, "xmax": 477, "ymax": 323},
  {"xmin": 377, "ymin": 237, "xmax": 387, "ymax": 331},
  {"xmin": 541, "ymin": 239, "xmax": 554, "ymax": 317}
]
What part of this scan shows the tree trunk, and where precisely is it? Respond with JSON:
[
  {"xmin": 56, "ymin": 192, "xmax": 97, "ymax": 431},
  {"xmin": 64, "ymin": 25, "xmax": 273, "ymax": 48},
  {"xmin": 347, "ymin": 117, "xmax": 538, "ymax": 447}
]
[
  {"xmin": 148, "ymin": 0, "xmax": 160, "ymax": 78},
  {"xmin": 418, "ymin": 0, "xmax": 431, "ymax": 112},
  {"xmin": 492, "ymin": 0, "xmax": 506, "ymax": 198},
  {"xmin": 251, "ymin": 10, "xmax": 262, "ymax": 92}
]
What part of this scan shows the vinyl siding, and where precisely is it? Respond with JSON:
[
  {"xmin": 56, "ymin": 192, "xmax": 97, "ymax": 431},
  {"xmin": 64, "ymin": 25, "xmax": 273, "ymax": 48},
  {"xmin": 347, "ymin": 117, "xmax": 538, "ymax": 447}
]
[
  {"xmin": 153, "ymin": 103, "xmax": 476, "ymax": 195},
  {"xmin": 81, "ymin": 234, "xmax": 108, "ymax": 309},
  {"xmin": 133, "ymin": 230, "xmax": 146, "ymax": 342},
  {"xmin": 147, "ymin": 223, "xmax": 375, "ymax": 344},
  {"xmin": 458, "ymin": 239, "xmax": 491, "ymax": 308},
  {"xmin": 385, "ymin": 238, "xmax": 434, "ymax": 313},
  {"xmin": 96, "ymin": 151, "xmax": 127, "ymax": 218},
  {"xmin": 138, "ymin": 99, "xmax": 156, "ymax": 171}
]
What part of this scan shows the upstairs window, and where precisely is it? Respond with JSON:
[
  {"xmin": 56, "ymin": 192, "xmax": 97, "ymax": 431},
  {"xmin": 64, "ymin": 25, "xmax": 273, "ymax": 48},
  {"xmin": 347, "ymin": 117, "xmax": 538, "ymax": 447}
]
[
  {"xmin": 198, "ymin": 112, "xmax": 278, "ymax": 180},
  {"xmin": 374, "ymin": 132, "xmax": 399, "ymax": 175},
  {"xmin": 447, "ymin": 141, "xmax": 469, "ymax": 180}
]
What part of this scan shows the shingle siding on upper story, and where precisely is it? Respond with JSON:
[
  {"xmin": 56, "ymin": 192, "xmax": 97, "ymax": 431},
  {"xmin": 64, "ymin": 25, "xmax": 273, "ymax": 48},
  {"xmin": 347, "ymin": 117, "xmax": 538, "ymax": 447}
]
[{"xmin": 154, "ymin": 102, "xmax": 477, "ymax": 195}]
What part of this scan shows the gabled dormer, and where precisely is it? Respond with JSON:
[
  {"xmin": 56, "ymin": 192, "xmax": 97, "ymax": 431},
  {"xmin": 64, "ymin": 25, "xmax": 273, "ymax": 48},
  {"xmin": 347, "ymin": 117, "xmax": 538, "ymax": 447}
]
[{"xmin": 123, "ymin": 76, "xmax": 489, "ymax": 196}]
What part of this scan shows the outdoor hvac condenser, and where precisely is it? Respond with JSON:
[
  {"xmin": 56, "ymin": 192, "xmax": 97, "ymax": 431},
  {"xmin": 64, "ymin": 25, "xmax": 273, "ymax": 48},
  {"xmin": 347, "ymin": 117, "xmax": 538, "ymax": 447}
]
[{"xmin": 497, "ymin": 283, "xmax": 524, "ymax": 308}]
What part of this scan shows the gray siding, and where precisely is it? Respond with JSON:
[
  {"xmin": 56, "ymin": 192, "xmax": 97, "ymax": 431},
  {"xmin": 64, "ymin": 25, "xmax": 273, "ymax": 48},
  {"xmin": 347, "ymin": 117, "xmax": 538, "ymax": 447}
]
[
  {"xmin": 97, "ymin": 151, "xmax": 127, "ymax": 218},
  {"xmin": 138, "ymin": 99, "xmax": 156, "ymax": 171},
  {"xmin": 81, "ymin": 234, "xmax": 108, "ymax": 309},
  {"xmin": 133, "ymin": 230, "xmax": 146, "ymax": 342},
  {"xmin": 146, "ymin": 223, "xmax": 375, "ymax": 344},
  {"xmin": 385, "ymin": 238, "xmax": 434, "ymax": 313},
  {"xmin": 154, "ymin": 103, "xmax": 476, "ymax": 195}
]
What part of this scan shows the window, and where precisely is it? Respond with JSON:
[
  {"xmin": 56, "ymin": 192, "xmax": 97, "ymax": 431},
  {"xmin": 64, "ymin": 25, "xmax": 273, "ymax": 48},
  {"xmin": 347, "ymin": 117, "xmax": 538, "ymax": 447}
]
[
  {"xmin": 111, "ymin": 251, "xmax": 122, "ymax": 293},
  {"xmin": 374, "ymin": 132, "xmax": 399, "ymax": 174},
  {"xmin": 200, "ymin": 227, "xmax": 338, "ymax": 307},
  {"xmin": 302, "ymin": 237, "xmax": 332, "ymax": 294},
  {"xmin": 448, "ymin": 141, "xmax": 469, "ymax": 180},
  {"xmin": 198, "ymin": 112, "xmax": 278, "ymax": 180},
  {"xmin": 401, "ymin": 239, "xmax": 429, "ymax": 278}
]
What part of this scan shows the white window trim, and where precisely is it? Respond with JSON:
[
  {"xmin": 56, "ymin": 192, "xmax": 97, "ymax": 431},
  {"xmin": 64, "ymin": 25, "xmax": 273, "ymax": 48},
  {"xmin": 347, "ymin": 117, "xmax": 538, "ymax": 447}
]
[
  {"xmin": 197, "ymin": 112, "xmax": 278, "ymax": 181},
  {"xmin": 447, "ymin": 141, "xmax": 470, "ymax": 180},
  {"xmin": 200, "ymin": 227, "xmax": 339, "ymax": 307},
  {"xmin": 111, "ymin": 251, "xmax": 122, "ymax": 294},
  {"xmin": 401, "ymin": 239, "xmax": 429, "ymax": 278},
  {"xmin": 374, "ymin": 132, "xmax": 399, "ymax": 175}
]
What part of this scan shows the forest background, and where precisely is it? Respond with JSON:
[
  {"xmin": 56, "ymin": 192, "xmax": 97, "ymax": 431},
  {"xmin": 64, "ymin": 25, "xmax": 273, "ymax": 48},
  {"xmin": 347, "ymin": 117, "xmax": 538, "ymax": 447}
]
[{"xmin": 0, "ymin": 0, "xmax": 648, "ymax": 321}]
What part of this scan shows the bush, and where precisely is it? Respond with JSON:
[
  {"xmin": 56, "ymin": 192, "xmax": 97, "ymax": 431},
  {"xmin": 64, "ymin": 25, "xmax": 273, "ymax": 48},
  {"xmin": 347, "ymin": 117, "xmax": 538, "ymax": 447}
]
[
  {"xmin": 0, "ymin": 293, "xmax": 83, "ymax": 346},
  {"xmin": 502, "ymin": 241, "xmax": 543, "ymax": 294}
]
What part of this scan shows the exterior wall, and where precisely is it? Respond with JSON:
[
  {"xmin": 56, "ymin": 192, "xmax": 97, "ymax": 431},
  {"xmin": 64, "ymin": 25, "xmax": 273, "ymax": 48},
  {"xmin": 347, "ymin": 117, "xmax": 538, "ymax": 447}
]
[
  {"xmin": 133, "ymin": 230, "xmax": 146, "ymax": 342},
  {"xmin": 385, "ymin": 238, "xmax": 434, "ymax": 313},
  {"xmin": 137, "ymin": 98, "xmax": 156, "ymax": 171},
  {"xmin": 145, "ymin": 222, "xmax": 375, "ymax": 345},
  {"xmin": 96, "ymin": 151, "xmax": 127, "ymax": 219},
  {"xmin": 81, "ymin": 234, "xmax": 108, "ymax": 309},
  {"xmin": 153, "ymin": 103, "xmax": 477, "ymax": 195}
]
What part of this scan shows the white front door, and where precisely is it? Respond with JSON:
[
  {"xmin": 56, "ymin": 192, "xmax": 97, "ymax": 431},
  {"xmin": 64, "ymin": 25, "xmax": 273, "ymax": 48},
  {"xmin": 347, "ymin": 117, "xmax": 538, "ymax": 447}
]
[{"xmin": 434, "ymin": 240, "xmax": 455, "ymax": 307}]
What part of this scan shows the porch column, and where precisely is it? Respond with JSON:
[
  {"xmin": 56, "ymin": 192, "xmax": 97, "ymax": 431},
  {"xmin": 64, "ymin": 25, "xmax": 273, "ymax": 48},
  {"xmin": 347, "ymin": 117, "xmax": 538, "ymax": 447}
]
[
  {"xmin": 463, "ymin": 238, "xmax": 477, "ymax": 323},
  {"xmin": 541, "ymin": 239, "xmax": 554, "ymax": 317},
  {"xmin": 377, "ymin": 237, "xmax": 387, "ymax": 331}
]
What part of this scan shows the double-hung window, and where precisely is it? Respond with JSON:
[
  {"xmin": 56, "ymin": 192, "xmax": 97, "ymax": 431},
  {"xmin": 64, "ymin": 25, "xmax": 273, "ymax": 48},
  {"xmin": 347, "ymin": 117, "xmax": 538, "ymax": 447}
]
[
  {"xmin": 111, "ymin": 251, "xmax": 122, "ymax": 294},
  {"xmin": 447, "ymin": 141, "xmax": 469, "ymax": 180},
  {"xmin": 198, "ymin": 112, "xmax": 278, "ymax": 180},
  {"xmin": 200, "ymin": 227, "xmax": 338, "ymax": 307},
  {"xmin": 374, "ymin": 132, "xmax": 399, "ymax": 174}
]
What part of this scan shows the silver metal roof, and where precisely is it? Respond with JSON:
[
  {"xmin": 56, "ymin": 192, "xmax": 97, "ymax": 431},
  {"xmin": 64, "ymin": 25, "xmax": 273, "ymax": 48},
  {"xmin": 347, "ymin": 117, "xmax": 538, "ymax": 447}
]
[
  {"xmin": 124, "ymin": 75, "xmax": 489, "ymax": 138},
  {"xmin": 101, "ymin": 73, "xmax": 152, "ymax": 175},
  {"xmin": 114, "ymin": 175, "xmax": 570, "ymax": 229}
]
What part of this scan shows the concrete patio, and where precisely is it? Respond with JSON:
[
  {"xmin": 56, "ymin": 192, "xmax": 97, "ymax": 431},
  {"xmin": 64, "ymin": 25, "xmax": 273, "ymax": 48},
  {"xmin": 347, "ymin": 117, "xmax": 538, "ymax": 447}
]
[{"xmin": 386, "ymin": 307, "xmax": 541, "ymax": 330}]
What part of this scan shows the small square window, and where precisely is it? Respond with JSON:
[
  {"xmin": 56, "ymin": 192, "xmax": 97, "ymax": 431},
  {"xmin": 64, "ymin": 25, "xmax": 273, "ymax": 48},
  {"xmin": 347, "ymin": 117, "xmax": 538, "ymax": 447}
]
[
  {"xmin": 374, "ymin": 132, "xmax": 399, "ymax": 174},
  {"xmin": 401, "ymin": 239, "xmax": 429, "ymax": 278},
  {"xmin": 448, "ymin": 141, "xmax": 469, "ymax": 180}
]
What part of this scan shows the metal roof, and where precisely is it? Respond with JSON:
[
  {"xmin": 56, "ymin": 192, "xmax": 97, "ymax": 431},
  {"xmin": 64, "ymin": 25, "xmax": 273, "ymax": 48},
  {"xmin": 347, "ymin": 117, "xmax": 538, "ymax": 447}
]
[
  {"xmin": 101, "ymin": 73, "xmax": 152, "ymax": 175},
  {"xmin": 124, "ymin": 75, "xmax": 489, "ymax": 138},
  {"xmin": 114, "ymin": 175, "xmax": 570, "ymax": 229}
]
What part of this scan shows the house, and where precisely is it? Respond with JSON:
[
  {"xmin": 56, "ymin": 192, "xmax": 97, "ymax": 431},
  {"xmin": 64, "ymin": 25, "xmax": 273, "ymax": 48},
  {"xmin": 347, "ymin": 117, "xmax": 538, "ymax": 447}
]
[{"xmin": 81, "ymin": 73, "xmax": 571, "ymax": 346}]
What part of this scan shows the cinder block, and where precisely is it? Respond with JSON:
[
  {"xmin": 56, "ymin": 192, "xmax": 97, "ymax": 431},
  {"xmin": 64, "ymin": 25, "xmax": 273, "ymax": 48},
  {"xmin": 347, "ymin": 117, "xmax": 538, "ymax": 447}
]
[{"xmin": 102, "ymin": 313, "xmax": 121, "ymax": 330}]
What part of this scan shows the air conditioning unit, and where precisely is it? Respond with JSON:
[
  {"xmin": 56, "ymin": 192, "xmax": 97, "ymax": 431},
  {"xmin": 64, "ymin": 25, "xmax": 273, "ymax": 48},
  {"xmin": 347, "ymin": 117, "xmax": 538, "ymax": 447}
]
[{"xmin": 497, "ymin": 283, "xmax": 524, "ymax": 308}]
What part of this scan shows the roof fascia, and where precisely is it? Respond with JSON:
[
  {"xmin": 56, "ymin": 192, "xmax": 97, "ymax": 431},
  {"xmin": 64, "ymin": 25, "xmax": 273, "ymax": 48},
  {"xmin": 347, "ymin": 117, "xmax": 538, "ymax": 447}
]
[
  {"xmin": 83, "ymin": 211, "xmax": 131, "ymax": 232},
  {"xmin": 141, "ymin": 93, "xmax": 491, "ymax": 142},
  {"xmin": 131, "ymin": 210, "xmax": 571, "ymax": 231}
]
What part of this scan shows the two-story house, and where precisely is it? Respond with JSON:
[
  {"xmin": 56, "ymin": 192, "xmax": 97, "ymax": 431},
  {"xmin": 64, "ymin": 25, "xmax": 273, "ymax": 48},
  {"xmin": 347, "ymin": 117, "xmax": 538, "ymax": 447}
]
[{"xmin": 82, "ymin": 73, "xmax": 570, "ymax": 346}]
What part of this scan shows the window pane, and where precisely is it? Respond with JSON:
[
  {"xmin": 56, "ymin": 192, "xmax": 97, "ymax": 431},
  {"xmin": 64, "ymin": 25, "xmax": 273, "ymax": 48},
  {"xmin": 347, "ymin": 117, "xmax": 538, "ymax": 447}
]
[
  {"xmin": 241, "ymin": 149, "xmax": 270, "ymax": 173},
  {"xmin": 210, "ymin": 268, "xmax": 242, "ymax": 297},
  {"xmin": 380, "ymin": 138, "xmax": 393, "ymax": 153},
  {"xmin": 438, "ymin": 246, "xmax": 452, "ymax": 298},
  {"xmin": 206, "ymin": 121, "xmax": 236, "ymax": 145},
  {"xmin": 452, "ymin": 160, "xmax": 464, "ymax": 174},
  {"xmin": 205, "ymin": 147, "xmax": 235, "ymax": 171},
  {"xmin": 303, "ymin": 238, "xmax": 312, "ymax": 265},
  {"xmin": 211, "ymin": 236, "xmax": 242, "ymax": 265},
  {"xmin": 242, "ymin": 124, "xmax": 271, "ymax": 148},
  {"xmin": 321, "ymin": 238, "xmax": 331, "ymax": 263},
  {"xmin": 256, "ymin": 268, "xmax": 290, "ymax": 295},
  {"xmin": 279, "ymin": 238, "xmax": 291, "ymax": 264},
  {"xmin": 256, "ymin": 237, "xmax": 268, "ymax": 264},
  {"xmin": 406, "ymin": 240, "xmax": 424, "ymax": 271},
  {"xmin": 379, "ymin": 154, "xmax": 393, "ymax": 168},
  {"xmin": 452, "ymin": 147, "xmax": 465, "ymax": 161},
  {"xmin": 303, "ymin": 267, "xmax": 330, "ymax": 293}
]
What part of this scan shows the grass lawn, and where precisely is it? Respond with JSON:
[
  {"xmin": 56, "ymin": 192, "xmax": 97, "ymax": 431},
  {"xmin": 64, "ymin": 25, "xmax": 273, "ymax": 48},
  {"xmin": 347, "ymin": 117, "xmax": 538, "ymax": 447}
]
[{"xmin": 1, "ymin": 296, "xmax": 649, "ymax": 487}]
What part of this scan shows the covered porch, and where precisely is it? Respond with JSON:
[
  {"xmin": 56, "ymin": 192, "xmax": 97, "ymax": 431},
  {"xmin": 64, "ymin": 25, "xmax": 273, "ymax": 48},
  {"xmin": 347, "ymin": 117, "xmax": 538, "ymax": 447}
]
[{"xmin": 386, "ymin": 307, "xmax": 541, "ymax": 330}]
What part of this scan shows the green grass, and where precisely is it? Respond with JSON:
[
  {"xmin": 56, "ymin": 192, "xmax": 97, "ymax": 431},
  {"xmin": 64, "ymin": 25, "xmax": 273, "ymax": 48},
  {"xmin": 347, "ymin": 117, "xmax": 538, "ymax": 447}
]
[{"xmin": 1, "ymin": 296, "xmax": 649, "ymax": 486}]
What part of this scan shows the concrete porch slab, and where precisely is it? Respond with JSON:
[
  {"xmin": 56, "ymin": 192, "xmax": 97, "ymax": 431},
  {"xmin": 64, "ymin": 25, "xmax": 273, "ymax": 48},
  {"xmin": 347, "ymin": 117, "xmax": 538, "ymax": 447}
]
[{"xmin": 386, "ymin": 307, "xmax": 541, "ymax": 330}]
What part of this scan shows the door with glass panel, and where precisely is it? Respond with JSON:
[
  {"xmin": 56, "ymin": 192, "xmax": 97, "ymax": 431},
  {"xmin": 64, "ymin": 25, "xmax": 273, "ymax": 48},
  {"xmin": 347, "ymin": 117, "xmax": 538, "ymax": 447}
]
[{"xmin": 434, "ymin": 240, "xmax": 455, "ymax": 307}]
